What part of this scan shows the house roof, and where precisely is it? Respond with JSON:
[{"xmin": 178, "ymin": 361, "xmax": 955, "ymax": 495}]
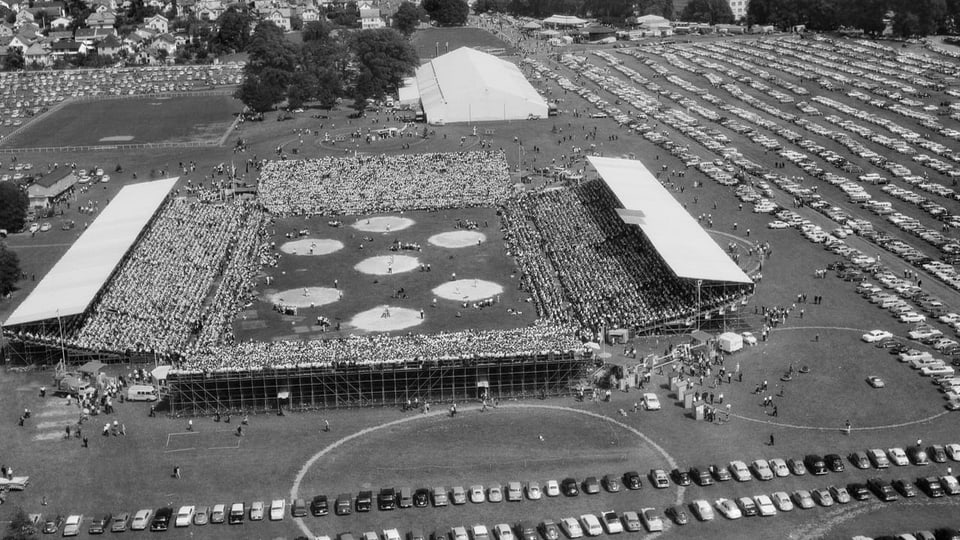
[
  {"xmin": 99, "ymin": 34, "xmax": 120, "ymax": 47},
  {"xmin": 50, "ymin": 40, "xmax": 82, "ymax": 50},
  {"xmin": 24, "ymin": 42, "xmax": 47, "ymax": 55}
]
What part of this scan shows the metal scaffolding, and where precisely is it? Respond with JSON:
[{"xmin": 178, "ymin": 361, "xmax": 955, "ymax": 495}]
[{"xmin": 165, "ymin": 351, "xmax": 592, "ymax": 415}]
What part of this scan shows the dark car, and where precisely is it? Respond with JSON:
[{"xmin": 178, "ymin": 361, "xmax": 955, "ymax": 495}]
[
  {"xmin": 919, "ymin": 477, "xmax": 946, "ymax": 498},
  {"xmin": 356, "ymin": 491, "xmax": 373, "ymax": 512},
  {"xmin": 561, "ymin": 478, "xmax": 579, "ymax": 497},
  {"xmin": 824, "ymin": 454, "xmax": 845, "ymax": 473},
  {"xmin": 582, "ymin": 476, "xmax": 600, "ymax": 494},
  {"xmin": 847, "ymin": 483, "xmax": 871, "ymax": 501},
  {"xmin": 908, "ymin": 446, "xmax": 930, "ymax": 466},
  {"xmin": 670, "ymin": 468, "xmax": 692, "ymax": 486},
  {"xmin": 804, "ymin": 454, "xmax": 828, "ymax": 475},
  {"xmin": 929, "ymin": 445, "xmax": 948, "ymax": 463},
  {"xmin": 378, "ymin": 488, "xmax": 396, "ymax": 511},
  {"xmin": 711, "ymin": 464, "xmax": 732, "ymax": 482},
  {"xmin": 413, "ymin": 488, "xmax": 430, "ymax": 508},
  {"xmin": 664, "ymin": 506, "xmax": 689, "ymax": 525},
  {"xmin": 935, "ymin": 528, "xmax": 960, "ymax": 540},
  {"xmin": 335, "ymin": 493, "xmax": 352, "ymax": 515},
  {"xmin": 848, "ymin": 451, "xmax": 870, "ymax": 470},
  {"xmin": 43, "ymin": 515, "xmax": 64, "ymax": 534},
  {"xmin": 601, "ymin": 474, "xmax": 620, "ymax": 492},
  {"xmin": 150, "ymin": 508, "xmax": 173, "ymax": 532},
  {"xmin": 893, "ymin": 479, "xmax": 918, "ymax": 498},
  {"xmin": 310, "ymin": 495, "xmax": 329, "ymax": 516},
  {"xmin": 867, "ymin": 477, "xmax": 899, "ymax": 502},
  {"xmin": 88, "ymin": 513, "xmax": 111, "ymax": 535},
  {"xmin": 516, "ymin": 520, "xmax": 537, "ymax": 540},
  {"xmin": 689, "ymin": 467, "xmax": 713, "ymax": 486},
  {"xmin": 623, "ymin": 471, "xmax": 642, "ymax": 490},
  {"xmin": 430, "ymin": 531, "xmax": 446, "ymax": 540},
  {"xmin": 736, "ymin": 497, "xmax": 758, "ymax": 517}
]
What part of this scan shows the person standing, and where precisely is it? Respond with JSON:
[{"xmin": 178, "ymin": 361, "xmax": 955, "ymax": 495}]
[
  {"xmin": 174, "ymin": 466, "xmax": 181, "ymax": 479},
  {"xmin": 323, "ymin": 419, "xmax": 330, "ymax": 432}
]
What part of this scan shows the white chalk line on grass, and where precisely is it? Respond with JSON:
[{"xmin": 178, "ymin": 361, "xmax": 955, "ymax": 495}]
[
  {"xmin": 729, "ymin": 410, "xmax": 949, "ymax": 431},
  {"xmin": 291, "ymin": 404, "xmax": 680, "ymax": 540}
]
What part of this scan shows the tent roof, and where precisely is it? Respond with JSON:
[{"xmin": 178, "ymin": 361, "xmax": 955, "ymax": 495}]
[
  {"xmin": 151, "ymin": 365, "xmax": 171, "ymax": 380},
  {"xmin": 636, "ymin": 14, "xmax": 669, "ymax": 24},
  {"xmin": 521, "ymin": 21, "xmax": 541, "ymax": 29},
  {"xmin": 3, "ymin": 177, "xmax": 178, "ymax": 327},
  {"xmin": 542, "ymin": 14, "xmax": 587, "ymax": 25},
  {"xmin": 588, "ymin": 156, "xmax": 752, "ymax": 284}
]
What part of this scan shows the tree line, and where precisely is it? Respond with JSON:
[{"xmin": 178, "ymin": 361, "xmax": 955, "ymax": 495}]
[{"xmin": 747, "ymin": 0, "xmax": 960, "ymax": 35}]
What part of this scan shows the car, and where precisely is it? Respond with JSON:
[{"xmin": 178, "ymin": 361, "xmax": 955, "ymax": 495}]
[
  {"xmin": 888, "ymin": 447, "xmax": 910, "ymax": 466},
  {"xmin": 751, "ymin": 459, "xmax": 775, "ymax": 480},
  {"xmin": 771, "ymin": 491, "xmax": 794, "ymax": 511},
  {"xmin": 940, "ymin": 475, "xmax": 960, "ymax": 495},
  {"xmin": 451, "ymin": 527, "xmax": 469, "ymax": 540},
  {"xmin": 88, "ymin": 513, "xmax": 110, "ymax": 535},
  {"xmin": 526, "ymin": 481, "xmax": 542, "ymax": 500},
  {"xmin": 412, "ymin": 488, "xmax": 428, "ymax": 507},
  {"xmin": 742, "ymin": 331, "xmax": 758, "ymax": 345},
  {"xmin": 28, "ymin": 223, "xmax": 40, "ymax": 234},
  {"xmin": 689, "ymin": 500, "xmax": 714, "ymax": 521},
  {"xmin": 934, "ymin": 528, "xmax": 960, "ymax": 540},
  {"xmin": 946, "ymin": 444, "xmax": 960, "ymax": 461},
  {"xmin": 642, "ymin": 393, "xmax": 661, "ymax": 410},
  {"xmin": 648, "ymin": 469, "xmax": 670, "ymax": 488},
  {"xmin": 543, "ymin": 480, "xmax": 560, "ymax": 497},
  {"xmin": 671, "ymin": 468, "xmax": 692, "ymax": 486},
  {"xmin": 495, "ymin": 523, "xmax": 515, "ymax": 540},
  {"xmin": 385, "ymin": 529, "xmax": 403, "ymax": 540},
  {"xmin": 867, "ymin": 477, "xmax": 899, "ymax": 501},
  {"xmin": 812, "ymin": 488, "xmax": 834, "ymax": 507},
  {"xmin": 929, "ymin": 445, "xmax": 948, "ymax": 463},
  {"xmin": 714, "ymin": 498, "xmax": 742, "ymax": 520},
  {"xmin": 311, "ymin": 495, "xmax": 329, "ymax": 515},
  {"xmin": 110, "ymin": 512, "xmax": 129, "ymax": 532},
  {"xmin": 410, "ymin": 529, "xmax": 427, "ymax": 540},
  {"xmin": 487, "ymin": 483, "xmax": 503, "ymax": 503},
  {"xmin": 335, "ymin": 493, "xmax": 352, "ymax": 515},
  {"xmin": 561, "ymin": 478, "xmax": 579, "ymax": 496},
  {"xmin": 769, "ymin": 458, "xmax": 790, "ymax": 477},
  {"xmin": 665, "ymin": 505, "xmax": 689, "ymax": 525},
  {"xmin": 893, "ymin": 478, "xmax": 918, "ymax": 498},
  {"xmin": 471, "ymin": 525, "xmax": 490, "ymax": 540},
  {"xmin": 708, "ymin": 463, "xmax": 731, "ymax": 481},
  {"xmin": 39, "ymin": 222, "xmax": 51, "ymax": 232},
  {"xmin": 908, "ymin": 446, "xmax": 931, "ymax": 465},
  {"xmin": 343, "ymin": 534, "xmax": 358, "ymax": 540},
  {"xmin": 689, "ymin": 466, "xmax": 714, "ymax": 485},
  {"xmin": 507, "ymin": 482, "xmax": 523, "ymax": 502},
  {"xmin": 451, "ymin": 486, "xmax": 467, "ymax": 505},
  {"xmin": 579, "ymin": 515, "xmax": 602, "ymax": 537},
  {"xmin": 358, "ymin": 490, "xmax": 374, "ymax": 511},
  {"xmin": 736, "ymin": 496, "xmax": 758, "ymax": 517},
  {"xmin": 194, "ymin": 505, "xmax": 210, "ymax": 524},
  {"xmin": 514, "ymin": 521, "xmax": 536, "ymax": 540},
  {"xmin": 379, "ymin": 488, "xmax": 397, "ymax": 510},
  {"xmin": 599, "ymin": 511, "xmax": 622, "ymax": 534},
  {"xmin": 863, "ymin": 329, "xmax": 894, "ymax": 342},
  {"xmin": 768, "ymin": 220, "xmax": 789, "ymax": 229},
  {"xmin": 786, "ymin": 458, "xmax": 807, "ymax": 476},
  {"xmin": 825, "ymin": 454, "xmax": 845, "ymax": 472},
  {"xmin": 559, "ymin": 517, "xmax": 583, "ymax": 539},
  {"xmin": 537, "ymin": 521, "xmax": 557, "ymax": 540},
  {"xmin": 792, "ymin": 490, "xmax": 815, "ymax": 509},
  {"xmin": 249, "ymin": 501, "xmax": 265, "ymax": 521},
  {"xmin": 601, "ymin": 474, "xmax": 620, "ymax": 492},
  {"xmin": 804, "ymin": 454, "xmax": 828, "ymax": 475},
  {"xmin": 622, "ymin": 471, "xmax": 642, "ymax": 490},
  {"xmin": 729, "ymin": 460, "xmax": 752, "ymax": 481},
  {"xmin": 42, "ymin": 515, "xmax": 63, "ymax": 533},
  {"xmin": 130, "ymin": 510, "xmax": 151, "ymax": 531},
  {"xmin": 210, "ymin": 504, "xmax": 226, "ymax": 524},
  {"xmin": 754, "ymin": 494, "xmax": 777, "ymax": 516},
  {"xmin": 469, "ymin": 485, "xmax": 486, "ymax": 503},
  {"xmin": 175, "ymin": 505, "xmax": 195, "ymax": 527},
  {"xmin": 919, "ymin": 476, "xmax": 945, "ymax": 497},
  {"xmin": 228, "ymin": 503, "xmax": 244, "ymax": 524},
  {"xmin": 639, "ymin": 508, "xmax": 663, "ymax": 532},
  {"xmin": 269, "ymin": 499, "xmax": 285, "ymax": 521},
  {"xmin": 902, "ymin": 312, "xmax": 927, "ymax": 323},
  {"xmin": 582, "ymin": 476, "xmax": 600, "ymax": 494},
  {"xmin": 829, "ymin": 485, "xmax": 852, "ymax": 503},
  {"xmin": 150, "ymin": 507, "xmax": 172, "ymax": 531},
  {"xmin": 63, "ymin": 515, "xmax": 82, "ymax": 537},
  {"xmin": 867, "ymin": 375, "xmax": 886, "ymax": 388},
  {"xmin": 845, "ymin": 451, "xmax": 868, "ymax": 470},
  {"xmin": 620, "ymin": 512, "xmax": 641, "ymax": 533},
  {"xmin": 432, "ymin": 487, "xmax": 448, "ymax": 507},
  {"xmin": 868, "ymin": 448, "xmax": 891, "ymax": 468}
]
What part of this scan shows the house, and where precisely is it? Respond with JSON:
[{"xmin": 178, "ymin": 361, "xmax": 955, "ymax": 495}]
[
  {"xmin": 631, "ymin": 14, "xmax": 672, "ymax": 36},
  {"xmin": 49, "ymin": 39, "xmax": 87, "ymax": 58},
  {"xmin": 49, "ymin": 16, "xmax": 73, "ymax": 29},
  {"xmin": 23, "ymin": 41, "xmax": 51, "ymax": 65},
  {"xmin": 34, "ymin": 1, "xmax": 66, "ymax": 17},
  {"xmin": 97, "ymin": 33, "xmax": 120, "ymax": 55},
  {"xmin": 301, "ymin": 6, "xmax": 319, "ymax": 22},
  {"xmin": 358, "ymin": 1, "xmax": 383, "ymax": 29},
  {"xmin": 27, "ymin": 171, "xmax": 78, "ymax": 209},
  {"xmin": 265, "ymin": 7, "xmax": 291, "ymax": 31},
  {"xmin": 85, "ymin": 10, "xmax": 116, "ymax": 28},
  {"xmin": 176, "ymin": 0, "xmax": 195, "ymax": 16},
  {"xmin": 7, "ymin": 34, "xmax": 33, "ymax": 53},
  {"xmin": 75, "ymin": 27, "xmax": 115, "ymax": 45},
  {"xmin": 144, "ymin": 13, "xmax": 168, "ymax": 33},
  {"xmin": 15, "ymin": 9, "xmax": 35, "ymax": 27},
  {"xmin": 0, "ymin": 23, "xmax": 14, "ymax": 37},
  {"xmin": 150, "ymin": 32, "xmax": 176, "ymax": 55}
]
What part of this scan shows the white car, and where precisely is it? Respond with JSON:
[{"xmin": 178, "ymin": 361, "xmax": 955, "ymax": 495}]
[
  {"xmin": 559, "ymin": 518, "xmax": 583, "ymax": 539},
  {"xmin": 493, "ymin": 523, "xmax": 514, "ymax": 540},
  {"xmin": 767, "ymin": 220, "xmax": 789, "ymax": 229},
  {"xmin": 599, "ymin": 511, "xmax": 622, "ymax": 534},
  {"xmin": 642, "ymin": 393, "xmax": 660, "ymax": 410},
  {"xmin": 690, "ymin": 499, "xmax": 715, "ymax": 521},
  {"xmin": 754, "ymin": 494, "xmax": 777, "ymax": 516},
  {"xmin": 470, "ymin": 525, "xmax": 489, "ymax": 540},
  {"xmin": 579, "ymin": 514, "xmax": 602, "ymax": 536},
  {"xmin": 939, "ymin": 313, "xmax": 960, "ymax": 325},
  {"xmin": 888, "ymin": 447, "xmax": 909, "ymax": 466},
  {"xmin": 714, "ymin": 498, "xmax": 742, "ymax": 519},
  {"xmin": 131, "ymin": 509, "xmax": 152, "ymax": 530},
  {"xmin": 751, "ymin": 459, "xmax": 774, "ymax": 480},
  {"xmin": 862, "ymin": 329, "xmax": 893, "ymax": 342},
  {"xmin": 771, "ymin": 491, "xmax": 794, "ymax": 511},
  {"xmin": 900, "ymin": 312, "xmax": 926, "ymax": 323},
  {"xmin": 63, "ymin": 515, "xmax": 83, "ymax": 536},
  {"xmin": 544, "ymin": 480, "xmax": 560, "ymax": 497},
  {"xmin": 269, "ymin": 499, "xmax": 285, "ymax": 521},
  {"xmin": 769, "ymin": 458, "xmax": 790, "ymax": 477},
  {"xmin": 250, "ymin": 501, "xmax": 264, "ymax": 520},
  {"xmin": 742, "ymin": 332, "xmax": 757, "ymax": 345},
  {"xmin": 28, "ymin": 223, "xmax": 40, "ymax": 233},
  {"xmin": 526, "ymin": 482, "xmax": 541, "ymax": 500},
  {"xmin": 175, "ymin": 506, "xmax": 195, "ymax": 527},
  {"xmin": 946, "ymin": 443, "xmax": 960, "ymax": 461},
  {"xmin": 639, "ymin": 508, "xmax": 663, "ymax": 532},
  {"xmin": 729, "ymin": 460, "xmax": 751, "ymax": 482}
]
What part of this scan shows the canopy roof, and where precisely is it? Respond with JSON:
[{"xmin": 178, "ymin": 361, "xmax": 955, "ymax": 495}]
[
  {"xmin": 3, "ymin": 177, "xmax": 178, "ymax": 327},
  {"xmin": 588, "ymin": 157, "xmax": 752, "ymax": 284},
  {"xmin": 542, "ymin": 14, "xmax": 588, "ymax": 26}
]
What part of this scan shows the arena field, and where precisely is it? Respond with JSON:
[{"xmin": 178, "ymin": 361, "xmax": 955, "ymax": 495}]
[
  {"xmin": 411, "ymin": 26, "xmax": 515, "ymax": 59},
  {"xmin": 1, "ymin": 94, "xmax": 241, "ymax": 149}
]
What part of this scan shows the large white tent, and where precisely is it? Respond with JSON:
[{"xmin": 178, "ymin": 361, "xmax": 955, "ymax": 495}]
[
  {"xmin": 588, "ymin": 156, "xmax": 752, "ymax": 284},
  {"xmin": 414, "ymin": 47, "xmax": 548, "ymax": 125}
]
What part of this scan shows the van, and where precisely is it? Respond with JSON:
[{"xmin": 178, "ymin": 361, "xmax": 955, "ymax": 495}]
[
  {"xmin": 228, "ymin": 503, "xmax": 244, "ymax": 524},
  {"xmin": 126, "ymin": 385, "xmax": 158, "ymax": 402}
]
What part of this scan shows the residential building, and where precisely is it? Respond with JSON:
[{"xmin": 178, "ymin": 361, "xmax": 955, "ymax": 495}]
[
  {"xmin": 145, "ymin": 13, "xmax": 169, "ymax": 33},
  {"xmin": 358, "ymin": 0, "xmax": 383, "ymax": 29}
]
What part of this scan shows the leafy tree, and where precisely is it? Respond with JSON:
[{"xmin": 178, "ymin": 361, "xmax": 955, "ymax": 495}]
[
  {"xmin": 302, "ymin": 19, "xmax": 333, "ymax": 42},
  {"xmin": 294, "ymin": 38, "xmax": 348, "ymax": 108},
  {"xmin": 2, "ymin": 506, "xmax": 36, "ymax": 540},
  {"xmin": 235, "ymin": 21, "xmax": 299, "ymax": 112},
  {"xmin": 393, "ymin": 1, "xmax": 425, "ymax": 35},
  {"xmin": 2, "ymin": 47, "xmax": 24, "ymax": 71},
  {"xmin": 290, "ymin": 13, "xmax": 303, "ymax": 31},
  {"xmin": 423, "ymin": 0, "xmax": 469, "ymax": 25},
  {"xmin": 0, "ymin": 182, "xmax": 27, "ymax": 232},
  {"xmin": 472, "ymin": 0, "xmax": 507, "ymax": 13},
  {"xmin": 349, "ymin": 28, "xmax": 418, "ymax": 108},
  {"xmin": 0, "ymin": 243, "xmax": 21, "ymax": 298},
  {"xmin": 209, "ymin": 7, "xmax": 253, "ymax": 54},
  {"xmin": 681, "ymin": 0, "xmax": 735, "ymax": 23}
]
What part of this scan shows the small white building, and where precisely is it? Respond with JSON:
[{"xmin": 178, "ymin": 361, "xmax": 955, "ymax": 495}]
[{"xmin": 359, "ymin": 1, "xmax": 384, "ymax": 29}]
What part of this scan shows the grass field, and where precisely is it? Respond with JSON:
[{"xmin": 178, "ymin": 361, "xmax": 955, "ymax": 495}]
[
  {"xmin": 2, "ymin": 94, "xmax": 242, "ymax": 149},
  {"xmin": 411, "ymin": 27, "xmax": 515, "ymax": 59}
]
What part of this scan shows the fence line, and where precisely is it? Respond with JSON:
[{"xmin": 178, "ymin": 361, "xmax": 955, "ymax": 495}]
[{"xmin": 0, "ymin": 141, "xmax": 220, "ymax": 154}]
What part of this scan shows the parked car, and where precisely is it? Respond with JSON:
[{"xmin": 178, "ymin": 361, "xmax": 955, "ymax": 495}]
[
  {"xmin": 689, "ymin": 500, "xmax": 714, "ymax": 521},
  {"xmin": 544, "ymin": 480, "xmax": 560, "ymax": 497},
  {"xmin": 582, "ymin": 477, "xmax": 600, "ymax": 494},
  {"xmin": 769, "ymin": 458, "xmax": 790, "ymax": 477},
  {"xmin": 229, "ymin": 503, "xmax": 245, "ymax": 524},
  {"xmin": 469, "ymin": 485, "xmax": 486, "ymax": 503},
  {"xmin": 357, "ymin": 490, "xmax": 374, "ymax": 511},
  {"xmin": 792, "ymin": 490, "xmax": 815, "ymax": 509},
  {"xmin": 664, "ymin": 505, "xmax": 689, "ymax": 525},
  {"xmin": 712, "ymin": 463, "xmax": 733, "ymax": 481},
  {"xmin": 729, "ymin": 460, "xmax": 752, "ymax": 481},
  {"xmin": 63, "ymin": 515, "xmax": 83, "ymax": 537},
  {"xmin": 150, "ymin": 507, "xmax": 172, "ymax": 531},
  {"xmin": 601, "ymin": 474, "xmax": 620, "ymax": 492},
  {"xmin": 269, "ymin": 499, "xmax": 285, "ymax": 521},
  {"xmin": 536, "ymin": 521, "xmax": 557, "ymax": 540},
  {"xmin": 642, "ymin": 393, "xmax": 661, "ymax": 410},
  {"xmin": 487, "ymin": 483, "xmax": 503, "ymax": 503},
  {"xmin": 811, "ymin": 489, "xmax": 834, "ymax": 507},
  {"xmin": 828, "ymin": 485, "xmax": 851, "ymax": 504},
  {"xmin": 786, "ymin": 458, "xmax": 807, "ymax": 476},
  {"xmin": 526, "ymin": 482, "xmax": 542, "ymax": 500},
  {"xmin": 908, "ymin": 446, "xmax": 931, "ymax": 465},
  {"xmin": 414, "ymin": 488, "xmax": 430, "ymax": 507},
  {"xmin": 714, "ymin": 498, "xmax": 742, "ymax": 520},
  {"xmin": 579, "ymin": 514, "xmax": 602, "ymax": 536},
  {"xmin": 495, "ymin": 523, "xmax": 515, "ymax": 540},
  {"xmin": 620, "ymin": 512, "xmax": 641, "ymax": 533},
  {"xmin": 622, "ymin": 471, "xmax": 642, "ymax": 490},
  {"xmin": 825, "ymin": 454, "xmax": 845, "ymax": 472},
  {"xmin": 867, "ymin": 477, "xmax": 899, "ymax": 501},
  {"xmin": 771, "ymin": 491, "xmax": 794, "ymax": 511},
  {"xmin": 639, "ymin": 508, "xmax": 663, "ymax": 532},
  {"xmin": 451, "ymin": 486, "xmax": 467, "ymax": 505},
  {"xmin": 194, "ymin": 505, "xmax": 210, "ymax": 524},
  {"xmin": 736, "ymin": 496, "xmax": 758, "ymax": 517},
  {"xmin": 110, "ymin": 512, "xmax": 129, "ymax": 533},
  {"xmin": 559, "ymin": 517, "xmax": 583, "ymax": 539},
  {"xmin": 210, "ymin": 505, "xmax": 226, "ymax": 524},
  {"xmin": 175, "ymin": 505, "xmax": 195, "ymax": 527},
  {"xmin": 561, "ymin": 478, "xmax": 579, "ymax": 496},
  {"xmin": 868, "ymin": 448, "xmax": 891, "ymax": 468},
  {"xmin": 432, "ymin": 487, "xmax": 448, "ymax": 507},
  {"xmin": 88, "ymin": 513, "xmax": 110, "ymax": 535},
  {"xmin": 849, "ymin": 451, "xmax": 870, "ymax": 469},
  {"xmin": 335, "ymin": 493, "xmax": 352, "ymax": 515},
  {"xmin": 379, "ymin": 488, "xmax": 397, "ymax": 510},
  {"xmin": 919, "ymin": 476, "xmax": 946, "ymax": 497},
  {"xmin": 750, "ymin": 459, "xmax": 774, "ymax": 480},
  {"xmin": 648, "ymin": 469, "xmax": 670, "ymax": 488},
  {"xmin": 888, "ymin": 447, "xmax": 910, "ymax": 466},
  {"xmin": 670, "ymin": 468, "xmax": 692, "ymax": 486},
  {"xmin": 599, "ymin": 511, "xmax": 622, "ymax": 534},
  {"xmin": 311, "ymin": 495, "xmax": 329, "ymax": 516},
  {"xmin": 130, "ymin": 510, "xmax": 151, "ymax": 531},
  {"xmin": 893, "ymin": 478, "xmax": 918, "ymax": 498},
  {"xmin": 754, "ymin": 495, "xmax": 777, "ymax": 516},
  {"xmin": 804, "ymin": 454, "xmax": 828, "ymax": 475}
]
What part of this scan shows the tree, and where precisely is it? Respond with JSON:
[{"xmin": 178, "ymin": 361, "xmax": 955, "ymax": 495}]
[
  {"xmin": 208, "ymin": 7, "xmax": 253, "ymax": 54},
  {"xmin": 349, "ymin": 28, "xmax": 418, "ymax": 107},
  {"xmin": 423, "ymin": 0, "xmax": 468, "ymax": 25},
  {"xmin": 235, "ymin": 21, "xmax": 299, "ymax": 111},
  {"xmin": 2, "ymin": 47, "xmax": 24, "ymax": 71},
  {"xmin": 294, "ymin": 38, "xmax": 348, "ymax": 108},
  {"xmin": 0, "ymin": 242, "xmax": 20, "ymax": 298},
  {"xmin": 302, "ymin": 19, "xmax": 333, "ymax": 42},
  {"xmin": 681, "ymin": 0, "xmax": 735, "ymax": 23},
  {"xmin": 0, "ymin": 183, "xmax": 27, "ymax": 233},
  {"xmin": 2, "ymin": 506, "xmax": 36, "ymax": 540},
  {"xmin": 393, "ymin": 1, "xmax": 425, "ymax": 35}
]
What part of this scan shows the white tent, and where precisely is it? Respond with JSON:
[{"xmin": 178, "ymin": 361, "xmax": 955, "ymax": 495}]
[
  {"xmin": 718, "ymin": 332, "xmax": 743, "ymax": 353},
  {"xmin": 415, "ymin": 47, "xmax": 548, "ymax": 124},
  {"xmin": 542, "ymin": 15, "xmax": 588, "ymax": 27},
  {"xmin": 398, "ymin": 76, "xmax": 419, "ymax": 107}
]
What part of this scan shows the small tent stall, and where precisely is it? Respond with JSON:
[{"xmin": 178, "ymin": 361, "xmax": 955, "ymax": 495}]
[{"xmin": 718, "ymin": 332, "xmax": 744, "ymax": 353}]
